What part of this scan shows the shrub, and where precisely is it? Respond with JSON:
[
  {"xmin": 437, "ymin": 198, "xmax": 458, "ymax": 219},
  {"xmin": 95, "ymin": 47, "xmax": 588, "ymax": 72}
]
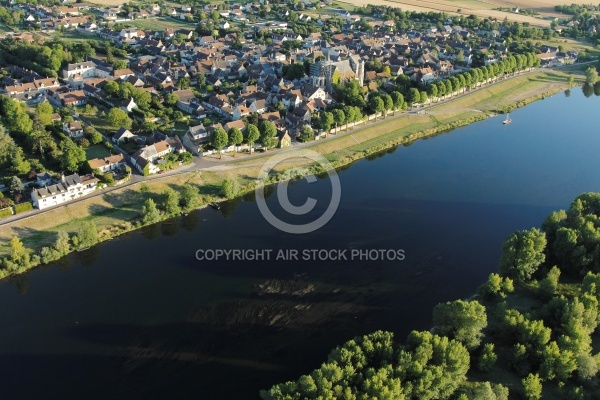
[
  {"xmin": 221, "ymin": 178, "xmax": 239, "ymax": 199},
  {"xmin": 0, "ymin": 207, "xmax": 13, "ymax": 218},
  {"xmin": 14, "ymin": 202, "xmax": 33, "ymax": 214}
]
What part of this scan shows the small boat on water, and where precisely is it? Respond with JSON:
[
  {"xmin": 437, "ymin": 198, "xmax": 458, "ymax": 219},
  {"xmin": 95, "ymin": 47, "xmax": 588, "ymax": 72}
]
[
  {"xmin": 209, "ymin": 202, "xmax": 220, "ymax": 210},
  {"xmin": 503, "ymin": 113, "xmax": 512, "ymax": 125},
  {"xmin": 77, "ymin": 247, "xmax": 90, "ymax": 252}
]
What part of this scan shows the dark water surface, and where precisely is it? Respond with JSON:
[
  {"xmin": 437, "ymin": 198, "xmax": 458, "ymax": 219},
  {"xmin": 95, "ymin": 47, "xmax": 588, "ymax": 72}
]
[{"xmin": 1, "ymin": 90, "xmax": 599, "ymax": 399}]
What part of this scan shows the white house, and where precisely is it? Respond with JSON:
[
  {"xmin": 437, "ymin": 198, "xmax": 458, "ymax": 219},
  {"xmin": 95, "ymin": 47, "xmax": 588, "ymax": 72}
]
[
  {"xmin": 182, "ymin": 124, "xmax": 209, "ymax": 155},
  {"xmin": 63, "ymin": 121, "xmax": 84, "ymax": 138},
  {"xmin": 31, "ymin": 173, "xmax": 99, "ymax": 210},
  {"xmin": 62, "ymin": 61, "xmax": 97, "ymax": 79}
]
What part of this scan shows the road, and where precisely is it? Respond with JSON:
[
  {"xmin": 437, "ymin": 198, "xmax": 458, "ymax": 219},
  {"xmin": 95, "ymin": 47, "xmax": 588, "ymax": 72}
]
[{"xmin": 0, "ymin": 62, "xmax": 592, "ymax": 227}]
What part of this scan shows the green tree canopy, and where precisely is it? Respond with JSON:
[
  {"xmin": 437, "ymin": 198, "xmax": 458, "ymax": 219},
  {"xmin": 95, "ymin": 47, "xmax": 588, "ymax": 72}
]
[
  {"xmin": 59, "ymin": 138, "xmax": 86, "ymax": 173},
  {"xmin": 432, "ymin": 299, "xmax": 488, "ymax": 350},
  {"xmin": 107, "ymin": 107, "xmax": 132, "ymax": 129},
  {"xmin": 141, "ymin": 198, "xmax": 161, "ymax": 225},
  {"xmin": 499, "ymin": 228, "xmax": 547, "ymax": 282},
  {"xmin": 245, "ymin": 123, "xmax": 260, "ymax": 152},
  {"xmin": 259, "ymin": 120, "xmax": 277, "ymax": 149},
  {"xmin": 161, "ymin": 188, "xmax": 181, "ymax": 216},
  {"xmin": 211, "ymin": 127, "xmax": 228, "ymax": 158}
]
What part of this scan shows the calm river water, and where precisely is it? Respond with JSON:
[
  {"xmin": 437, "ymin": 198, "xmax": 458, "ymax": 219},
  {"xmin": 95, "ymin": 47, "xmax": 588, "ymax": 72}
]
[{"xmin": 0, "ymin": 89, "xmax": 599, "ymax": 399}]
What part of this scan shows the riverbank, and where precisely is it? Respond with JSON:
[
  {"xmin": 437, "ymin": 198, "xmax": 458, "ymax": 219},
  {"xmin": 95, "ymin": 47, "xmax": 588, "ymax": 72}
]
[{"xmin": 0, "ymin": 68, "xmax": 583, "ymax": 270}]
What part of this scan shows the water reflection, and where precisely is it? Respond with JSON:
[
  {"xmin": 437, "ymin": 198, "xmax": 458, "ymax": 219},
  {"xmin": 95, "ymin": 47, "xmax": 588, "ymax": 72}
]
[
  {"xmin": 181, "ymin": 212, "xmax": 199, "ymax": 232},
  {"xmin": 73, "ymin": 245, "xmax": 99, "ymax": 267},
  {"xmin": 220, "ymin": 196, "xmax": 243, "ymax": 219},
  {"xmin": 161, "ymin": 219, "xmax": 179, "ymax": 237},
  {"xmin": 141, "ymin": 223, "xmax": 160, "ymax": 241},
  {"xmin": 582, "ymin": 83, "xmax": 594, "ymax": 97}
]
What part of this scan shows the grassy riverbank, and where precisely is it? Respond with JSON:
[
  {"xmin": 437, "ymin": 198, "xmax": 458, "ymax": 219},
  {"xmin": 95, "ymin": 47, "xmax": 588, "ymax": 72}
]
[{"xmin": 0, "ymin": 68, "xmax": 583, "ymax": 261}]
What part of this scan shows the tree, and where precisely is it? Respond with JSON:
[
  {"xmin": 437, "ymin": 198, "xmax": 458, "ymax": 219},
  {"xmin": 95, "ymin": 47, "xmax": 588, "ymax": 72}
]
[
  {"xmin": 522, "ymin": 373, "xmax": 542, "ymax": 400},
  {"xmin": 585, "ymin": 67, "xmax": 598, "ymax": 86},
  {"xmin": 420, "ymin": 91, "xmax": 428, "ymax": 105},
  {"xmin": 35, "ymin": 102, "xmax": 53, "ymax": 126},
  {"xmin": 382, "ymin": 94, "xmax": 393, "ymax": 117},
  {"xmin": 164, "ymin": 93, "xmax": 179, "ymax": 106},
  {"xmin": 480, "ymin": 272, "xmax": 514, "ymax": 299},
  {"xmin": 369, "ymin": 96, "xmax": 384, "ymax": 118},
  {"xmin": 76, "ymin": 221, "xmax": 98, "ymax": 249},
  {"xmin": 211, "ymin": 127, "xmax": 228, "ymax": 159},
  {"xmin": 539, "ymin": 266, "xmax": 561, "ymax": 299},
  {"xmin": 10, "ymin": 176, "xmax": 24, "ymax": 196},
  {"xmin": 576, "ymin": 353, "xmax": 598, "ymax": 380},
  {"xmin": 432, "ymin": 299, "xmax": 488, "ymax": 349},
  {"xmin": 245, "ymin": 123, "xmax": 260, "ymax": 153},
  {"xmin": 478, "ymin": 343, "xmax": 497, "ymax": 372},
  {"xmin": 285, "ymin": 62, "xmax": 306, "ymax": 80},
  {"xmin": 499, "ymin": 228, "xmax": 547, "ymax": 282},
  {"xmin": 107, "ymin": 107, "xmax": 131, "ymax": 129},
  {"xmin": 345, "ymin": 106, "xmax": 357, "ymax": 129},
  {"xmin": 180, "ymin": 184, "xmax": 199, "ymax": 212},
  {"xmin": 332, "ymin": 109, "xmax": 345, "ymax": 133},
  {"xmin": 59, "ymin": 139, "xmax": 86, "ymax": 173},
  {"xmin": 103, "ymin": 81, "xmax": 119, "ymax": 95},
  {"xmin": 88, "ymin": 130, "xmax": 103, "ymax": 145},
  {"xmin": 390, "ymin": 91, "xmax": 404, "ymax": 114},
  {"xmin": 131, "ymin": 89, "xmax": 151, "ymax": 109},
  {"xmin": 177, "ymin": 76, "xmax": 191, "ymax": 89},
  {"xmin": 259, "ymin": 120, "xmax": 277, "ymax": 150},
  {"xmin": 141, "ymin": 198, "xmax": 161, "ymax": 224},
  {"xmin": 228, "ymin": 127, "xmax": 243, "ymax": 153},
  {"xmin": 335, "ymin": 79, "xmax": 365, "ymax": 108},
  {"xmin": 567, "ymin": 74, "xmax": 575, "ymax": 88},
  {"xmin": 161, "ymin": 188, "xmax": 181, "ymax": 215},
  {"xmin": 54, "ymin": 231, "xmax": 71, "ymax": 256},
  {"xmin": 29, "ymin": 128, "xmax": 55, "ymax": 158},
  {"xmin": 112, "ymin": 60, "xmax": 127, "ymax": 70},
  {"xmin": 320, "ymin": 111, "xmax": 334, "ymax": 133},
  {"xmin": 408, "ymin": 88, "xmax": 421, "ymax": 105},
  {"xmin": 9, "ymin": 236, "xmax": 30, "ymax": 268},
  {"xmin": 298, "ymin": 124, "xmax": 314, "ymax": 142},
  {"xmin": 221, "ymin": 178, "xmax": 239, "ymax": 199}
]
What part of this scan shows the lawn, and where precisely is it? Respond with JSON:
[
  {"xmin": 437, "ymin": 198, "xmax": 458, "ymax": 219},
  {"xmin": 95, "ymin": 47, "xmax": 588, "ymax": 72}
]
[
  {"xmin": 85, "ymin": 144, "xmax": 111, "ymax": 160},
  {"xmin": 84, "ymin": 113, "xmax": 116, "ymax": 136},
  {"xmin": 53, "ymin": 30, "xmax": 108, "ymax": 43},
  {"xmin": 127, "ymin": 17, "xmax": 197, "ymax": 31}
]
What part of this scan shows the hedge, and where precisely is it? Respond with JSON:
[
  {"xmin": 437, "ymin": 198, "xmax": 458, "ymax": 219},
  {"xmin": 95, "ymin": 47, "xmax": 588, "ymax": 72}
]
[
  {"xmin": 0, "ymin": 207, "xmax": 13, "ymax": 218},
  {"xmin": 14, "ymin": 202, "xmax": 33, "ymax": 214}
]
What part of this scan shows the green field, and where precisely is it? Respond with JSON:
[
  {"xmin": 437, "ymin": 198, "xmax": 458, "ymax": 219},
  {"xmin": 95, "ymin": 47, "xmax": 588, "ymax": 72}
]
[
  {"xmin": 127, "ymin": 17, "xmax": 196, "ymax": 31},
  {"xmin": 85, "ymin": 144, "xmax": 111, "ymax": 159},
  {"xmin": 53, "ymin": 30, "xmax": 108, "ymax": 43}
]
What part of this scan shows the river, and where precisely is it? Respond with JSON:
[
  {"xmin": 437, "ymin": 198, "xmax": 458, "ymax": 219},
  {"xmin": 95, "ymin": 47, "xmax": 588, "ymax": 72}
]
[{"xmin": 0, "ymin": 89, "xmax": 599, "ymax": 399}]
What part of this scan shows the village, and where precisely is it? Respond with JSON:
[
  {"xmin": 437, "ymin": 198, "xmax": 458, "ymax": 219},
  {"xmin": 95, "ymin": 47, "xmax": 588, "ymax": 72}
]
[{"xmin": 0, "ymin": 0, "xmax": 590, "ymax": 214}]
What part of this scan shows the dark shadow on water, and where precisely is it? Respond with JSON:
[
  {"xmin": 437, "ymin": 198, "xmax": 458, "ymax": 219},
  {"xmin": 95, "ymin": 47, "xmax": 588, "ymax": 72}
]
[
  {"xmin": 140, "ymin": 223, "xmax": 160, "ymax": 241},
  {"xmin": 72, "ymin": 245, "xmax": 99, "ymax": 267},
  {"xmin": 181, "ymin": 212, "xmax": 199, "ymax": 232},
  {"xmin": 220, "ymin": 196, "xmax": 243, "ymax": 219},
  {"xmin": 160, "ymin": 218, "xmax": 179, "ymax": 237}
]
